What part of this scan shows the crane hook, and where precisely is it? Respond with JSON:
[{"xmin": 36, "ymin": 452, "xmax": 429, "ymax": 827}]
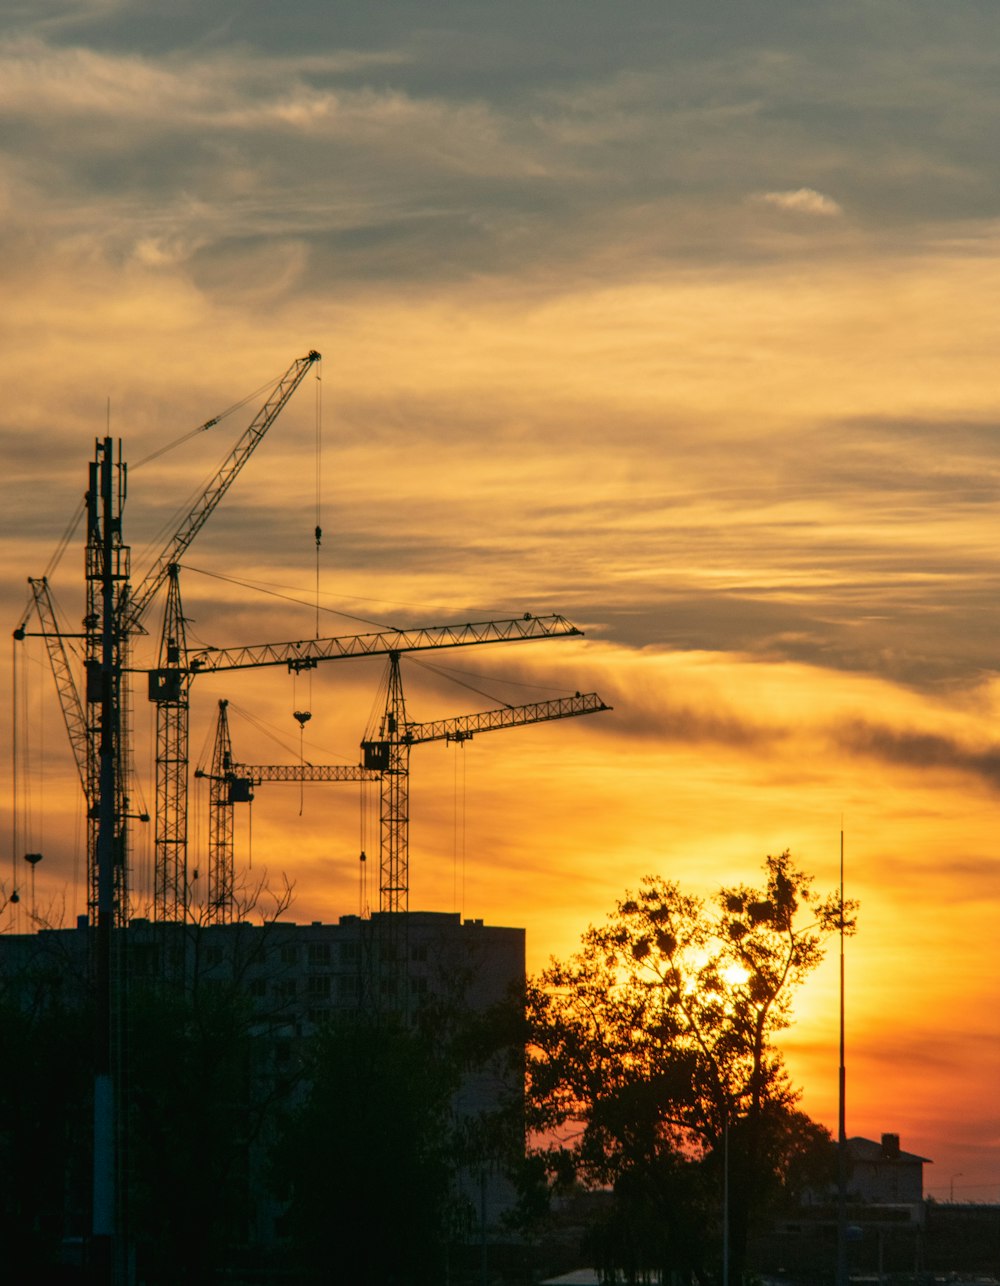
[{"xmin": 293, "ymin": 710, "xmax": 312, "ymax": 728}]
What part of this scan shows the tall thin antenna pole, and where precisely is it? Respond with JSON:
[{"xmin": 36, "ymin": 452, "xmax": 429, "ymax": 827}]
[{"xmin": 836, "ymin": 823, "xmax": 848, "ymax": 1286}]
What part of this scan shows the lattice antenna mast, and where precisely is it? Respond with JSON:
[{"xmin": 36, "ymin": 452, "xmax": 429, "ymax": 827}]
[
  {"xmin": 86, "ymin": 437, "xmax": 131, "ymax": 928},
  {"xmin": 88, "ymin": 437, "xmax": 128, "ymax": 1281}
]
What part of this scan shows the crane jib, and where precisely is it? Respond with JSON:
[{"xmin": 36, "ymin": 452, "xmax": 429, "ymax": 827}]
[
  {"xmin": 125, "ymin": 349, "xmax": 321, "ymax": 632},
  {"xmin": 182, "ymin": 614, "xmax": 582, "ymax": 675}
]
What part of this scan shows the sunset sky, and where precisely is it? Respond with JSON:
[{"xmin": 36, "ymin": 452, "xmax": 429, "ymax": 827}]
[{"xmin": 2, "ymin": 1, "xmax": 998, "ymax": 1200}]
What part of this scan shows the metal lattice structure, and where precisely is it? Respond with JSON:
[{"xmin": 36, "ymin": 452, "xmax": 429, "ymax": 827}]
[
  {"xmin": 26, "ymin": 576, "xmax": 89, "ymax": 799},
  {"xmin": 151, "ymin": 567, "xmax": 190, "ymax": 922},
  {"xmin": 18, "ymin": 351, "xmax": 322, "ymax": 930},
  {"xmin": 139, "ymin": 350, "xmax": 321, "ymax": 921},
  {"xmin": 206, "ymin": 699, "xmax": 236, "ymax": 922},
  {"xmin": 86, "ymin": 438, "xmax": 132, "ymax": 927},
  {"xmin": 187, "ymin": 613, "xmax": 581, "ymax": 673},
  {"xmin": 363, "ymin": 655, "xmax": 610, "ymax": 916},
  {"xmin": 195, "ymin": 665, "xmax": 609, "ymax": 930},
  {"xmin": 196, "ymin": 698, "xmax": 380, "ymax": 923}
]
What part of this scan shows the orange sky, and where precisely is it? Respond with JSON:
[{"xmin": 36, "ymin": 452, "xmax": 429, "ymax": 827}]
[{"xmin": 2, "ymin": 2, "xmax": 999, "ymax": 1201}]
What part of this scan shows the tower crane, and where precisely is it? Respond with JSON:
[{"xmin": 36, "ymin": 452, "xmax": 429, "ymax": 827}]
[
  {"xmin": 361, "ymin": 652, "xmax": 610, "ymax": 915},
  {"xmin": 194, "ymin": 699, "xmax": 379, "ymax": 923},
  {"xmin": 14, "ymin": 351, "xmax": 321, "ymax": 926},
  {"xmin": 181, "ymin": 614, "xmax": 588, "ymax": 918},
  {"xmin": 196, "ymin": 659, "xmax": 609, "ymax": 932}
]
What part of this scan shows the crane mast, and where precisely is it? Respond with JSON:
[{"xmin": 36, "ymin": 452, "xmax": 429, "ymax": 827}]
[
  {"xmin": 151, "ymin": 566, "xmax": 190, "ymax": 922},
  {"xmin": 205, "ymin": 699, "xmax": 238, "ymax": 921}
]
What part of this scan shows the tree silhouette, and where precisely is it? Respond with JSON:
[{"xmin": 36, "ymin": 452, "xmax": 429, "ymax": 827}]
[
  {"xmin": 272, "ymin": 1013, "xmax": 462, "ymax": 1285},
  {"xmin": 526, "ymin": 851, "xmax": 853, "ymax": 1283}
]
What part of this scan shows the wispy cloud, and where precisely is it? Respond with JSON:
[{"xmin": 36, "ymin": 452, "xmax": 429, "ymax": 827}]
[{"xmin": 755, "ymin": 187, "xmax": 843, "ymax": 216}]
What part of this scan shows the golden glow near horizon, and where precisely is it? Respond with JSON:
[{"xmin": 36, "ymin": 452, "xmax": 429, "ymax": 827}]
[{"xmin": 2, "ymin": 3, "xmax": 999, "ymax": 1202}]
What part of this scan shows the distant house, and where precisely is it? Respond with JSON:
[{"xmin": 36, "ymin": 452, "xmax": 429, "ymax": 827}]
[{"xmin": 847, "ymin": 1132, "xmax": 930, "ymax": 1205}]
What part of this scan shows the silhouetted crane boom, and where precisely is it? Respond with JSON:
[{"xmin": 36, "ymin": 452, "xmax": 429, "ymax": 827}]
[
  {"xmin": 187, "ymin": 614, "xmax": 581, "ymax": 673},
  {"xmin": 230, "ymin": 763, "xmax": 375, "ymax": 783},
  {"xmin": 125, "ymin": 349, "xmax": 321, "ymax": 632},
  {"xmin": 24, "ymin": 576, "xmax": 91, "ymax": 799},
  {"xmin": 402, "ymin": 692, "xmax": 609, "ymax": 745}
]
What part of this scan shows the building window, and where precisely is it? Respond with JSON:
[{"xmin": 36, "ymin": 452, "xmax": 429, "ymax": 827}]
[
  {"xmin": 249, "ymin": 977, "xmax": 267, "ymax": 998},
  {"xmin": 280, "ymin": 944, "xmax": 298, "ymax": 965},
  {"xmin": 276, "ymin": 978, "xmax": 296, "ymax": 1000},
  {"xmin": 410, "ymin": 943, "xmax": 428, "ymax": 963},
  {"xmin": 340, "ymin": 941, "xmax": 359, "ymax": 963},
  {"xmin": 307, "ymin": 975, "xmax": 331, "ymax": 998},
  {"xmin": 205, "ymin": 945, "xmax": 224, "ymax": 967},
  {"xmin": 308, "ymin": 943, "xmax": 331, "ymax": 967}
]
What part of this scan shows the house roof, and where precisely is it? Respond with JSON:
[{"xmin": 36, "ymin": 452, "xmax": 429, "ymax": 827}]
[{"xmin": 848, "ymin": 1135, "xmax": 932, "ymax": 1165}]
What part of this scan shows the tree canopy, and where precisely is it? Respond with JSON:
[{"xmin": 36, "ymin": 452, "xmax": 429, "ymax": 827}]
[{"xmin": 526, "ymin": 851, "xmax": 853, "ymax": 1282}]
